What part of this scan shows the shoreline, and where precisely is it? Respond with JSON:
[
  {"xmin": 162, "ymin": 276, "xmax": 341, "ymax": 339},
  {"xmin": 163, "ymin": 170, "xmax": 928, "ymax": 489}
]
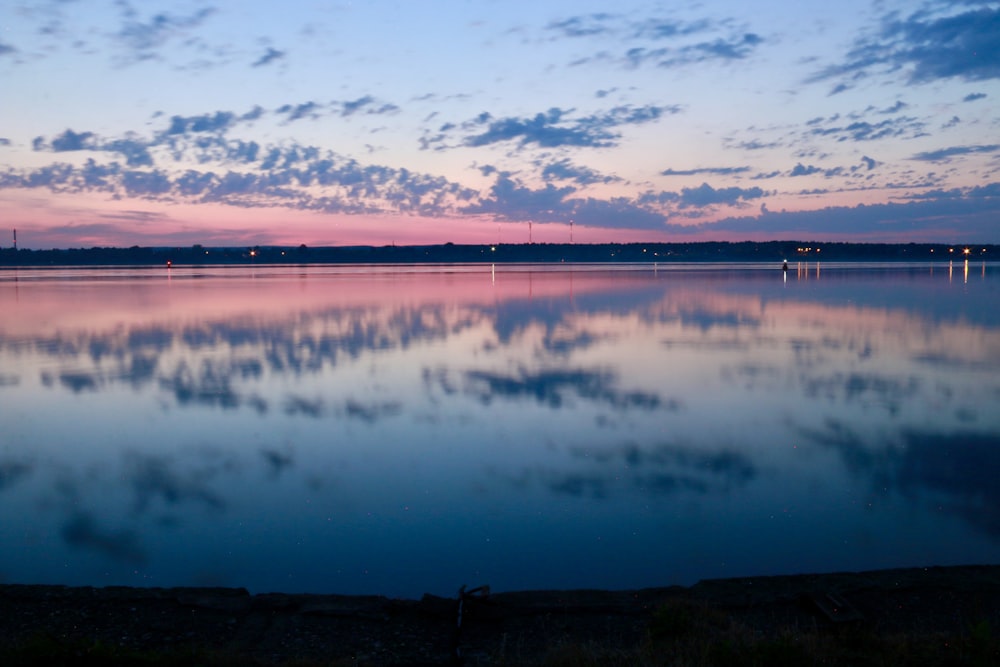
[
  {"xmin": 1, "ymin": 240, "xmax": 995, "ymax": 267},
  {"xmin": 3, "ymin": 564, "xmax": 999, "ymax": 665}
]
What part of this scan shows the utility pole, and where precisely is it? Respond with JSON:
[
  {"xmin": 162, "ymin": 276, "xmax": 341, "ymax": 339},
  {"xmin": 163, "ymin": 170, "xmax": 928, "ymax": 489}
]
[{"xmin": 12, "ymin": 228, "xmax": 16, "ymax": 251}]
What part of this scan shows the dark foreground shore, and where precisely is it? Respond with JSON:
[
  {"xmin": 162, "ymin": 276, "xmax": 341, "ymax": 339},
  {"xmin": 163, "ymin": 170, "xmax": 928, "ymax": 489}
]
[{"xmin": 2, "ymin": 565, "xmax": 999, "ymax": 666}]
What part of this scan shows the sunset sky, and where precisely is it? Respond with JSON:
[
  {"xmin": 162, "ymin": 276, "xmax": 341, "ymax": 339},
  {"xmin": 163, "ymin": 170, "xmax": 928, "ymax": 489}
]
[{"xmin": 1, "ymin": 0, "xmax": 998, "ymax": 248}]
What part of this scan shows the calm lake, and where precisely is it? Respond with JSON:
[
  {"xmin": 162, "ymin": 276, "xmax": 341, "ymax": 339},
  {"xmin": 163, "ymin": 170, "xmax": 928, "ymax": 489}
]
[{"xmin": 1, "ymin": 262, "xmax": 999, "ymax": 597}]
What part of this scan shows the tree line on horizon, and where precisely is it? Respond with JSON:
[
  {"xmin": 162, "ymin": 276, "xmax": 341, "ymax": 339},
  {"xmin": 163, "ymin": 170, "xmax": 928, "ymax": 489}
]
[{"xmin": 0, "ymin": 241, "xmax": 993, "ymax": 266}]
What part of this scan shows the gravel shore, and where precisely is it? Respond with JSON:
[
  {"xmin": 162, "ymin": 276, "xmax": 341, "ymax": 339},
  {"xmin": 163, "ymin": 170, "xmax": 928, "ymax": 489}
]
[{"xmin": 2, "ymin": 565, "xmax": 999, "ymax": 665}]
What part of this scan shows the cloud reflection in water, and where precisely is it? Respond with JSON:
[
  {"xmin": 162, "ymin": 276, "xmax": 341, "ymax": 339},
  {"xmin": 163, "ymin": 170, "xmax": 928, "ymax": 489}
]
[{"xmin": 0, "ymin": 265, "xmax": 998, "ymax": 596}]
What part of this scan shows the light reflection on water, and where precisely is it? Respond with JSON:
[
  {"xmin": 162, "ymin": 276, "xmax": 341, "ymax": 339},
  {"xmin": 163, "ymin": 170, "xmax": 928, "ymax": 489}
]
[{"xmin": 1, "ymin": 263, "xmax": 998, "ymax": 597}]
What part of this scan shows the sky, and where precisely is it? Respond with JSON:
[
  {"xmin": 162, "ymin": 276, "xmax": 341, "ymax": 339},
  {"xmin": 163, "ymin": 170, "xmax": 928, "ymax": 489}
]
[{"xmin": 1, "ymin": 0, "xmax": 999, "ymax": 248}]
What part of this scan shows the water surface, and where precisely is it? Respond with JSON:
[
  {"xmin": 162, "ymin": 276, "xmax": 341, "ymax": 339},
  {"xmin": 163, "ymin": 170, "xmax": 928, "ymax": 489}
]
[{"xmin": 1, "ymin": 262, "xmax": 998, "ymax": 597}]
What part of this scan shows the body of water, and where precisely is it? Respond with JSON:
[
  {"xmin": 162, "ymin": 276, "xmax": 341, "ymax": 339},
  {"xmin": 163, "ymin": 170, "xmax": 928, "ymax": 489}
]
[{"xmin": 1, "ymin": 262, "xmax": 998, "ymax": 597}]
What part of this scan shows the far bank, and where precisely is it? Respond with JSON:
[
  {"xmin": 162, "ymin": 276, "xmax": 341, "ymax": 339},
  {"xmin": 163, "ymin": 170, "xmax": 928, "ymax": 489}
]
[{"xmin": 1, "ymin": 240, "xmax": 995, "ymax": 267}]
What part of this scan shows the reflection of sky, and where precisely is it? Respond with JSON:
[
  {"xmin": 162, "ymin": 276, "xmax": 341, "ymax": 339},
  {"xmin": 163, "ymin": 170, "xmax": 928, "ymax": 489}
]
[{"xmin": 0, "ymin": 265, "xmax": 999, "ymax": 597}]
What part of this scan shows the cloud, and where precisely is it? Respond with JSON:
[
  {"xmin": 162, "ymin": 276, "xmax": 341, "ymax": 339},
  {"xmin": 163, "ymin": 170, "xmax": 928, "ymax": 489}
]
[
  {"xmin": 546, "ymin": 13, "xmax": 617, "ymax": 38},
  {"xmin": 551, "ymin": 11, "xmax": 763, "ymax": 70},
  {"xmin": 338, "ymin": 95, "xmax": 399, "ymax": 117},
  {"xmin": 540, "ymin": 158, "xmax": 617, "ymax": 185},
  {"xmin": 963, "ymin": 92, "xmax": 987, "ymax": 102},
  {"xmin": 14, "ymin": 85, "xmax": 996, "ymax": 239},
  {"xmin": 113, "ymin": 4, "xmax": 218, "ymax": 65},
  {"xmin": 4, "ymin": 140, "xmax": 676, "ymax": 229},
  {"xmin": 941, "ymin": 115, "xmax": 961, "ymax": 129},
  {"xmin": 693, "ymin": 33, "xmax": 763, "ymax": 60},
  {"xmin": 17, "ymin": 108, "xmax": 470, "ymax": 212},
  {"xmin": 910, "ymin": 144, "xmax": 1000, "ymax": 162},
  {"xmin": 0, "ymin": 42, "xmax": 16, "ymax": 57},
  {"xmin": 890, "ymin": 7, "xmax": 1000, "ymax": 83},
  {"xmin": 807, "ymin": 116, "xmax": 926, "ymax": 142},
  {"xmin": 463, "ymin": 173, "xmax": 576, "ymax": 217},
  {"xmin": 3, "ymin": 133, "xmax": 482, "ymax": 218},
  {"xmin": 695, "ymin": 187, "xmax": 1000, "ymax": 240},
  {"xmin": 564, "ymin": 196, "xmax": 670, "ymax": 229},
  {"xmin": 810, "ymin": 5, "xmax": 1000, "ymax": 87},
  {"xmin": 165, "ymin": 111, "xmax": 240, "ymax": 135},
  {"xmin": 661, "ymin": 166, "xmax": 750, "ymax": 176},
  {"xmin": 340, "ymin": 95, "xmax": 376, "ymax": 117},
  {"xmin": 50, "ymin": 129, "xmax": 95, "ymax": 151},
  {"xmin": 728, "ymin": 138, "xmax": 782, "ymax": 151},
  {"xmin": 463, "ymin": 108, "xmax": 608, "ymax": 149},
  {"xmin": 968, "ymin": 182, "xmax": 1000, "ymax": 198},
  {"xmin": 633, "ymin": 18, "xmax": 713, "ymax": 41},
  {"xmin": 790, "ymin": 163, "xmax": 822, "ymax": 177},
  {"xmin": 276, "ymin": 101, "xmax": 323, "ymax": 123},
  {"xmin": 901, "ymin": 188, "xmax": 965, "ymax": 201},
  {"xmin": 33, "ymin": 129, "xmax": 154, "ymax": 167},
  {"xmin": 271, "ymin": 97, "xmax": 398, "ymax": 124},
  {"xmin": 241, "ymin": 106, "xmax": 264, "ymax": 122},
  {"xmin": 625, "ymin": 33, "xmax": 763, "ymax": 68},
  {"xmin": 121, "ymin": 169, "xmax": 173, "ymax": 196},
  {"xmin": 678, "ymin": 183, "xmax": 765, "ymax": 207},
  {"xmin": 252, "ymin": 46, "xmax": 285, "ymax": 67},
  {"xmin": 458, "ymin": 104, "xmax": 675, "ymax": 150},
  {"xmin": 547, "ymin": 12, "xmax": 723, "ymax": 46},
  {"xmin": 879, "ymin": 100, "xmax": 908, "ymax": 114},
  {"xmin": 459, "ymin": 173, "xmax": 669, "ymax": 229},
  {"xmin": 103, "ymin": 138, "xmax": 154, "ymax": 167}
]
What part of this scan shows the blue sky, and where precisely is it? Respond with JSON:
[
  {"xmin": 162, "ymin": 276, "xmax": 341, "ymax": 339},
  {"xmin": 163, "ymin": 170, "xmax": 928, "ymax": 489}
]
[{"xmin": 1, "ymin": 0, "xmax": 998, "ymax": 247}]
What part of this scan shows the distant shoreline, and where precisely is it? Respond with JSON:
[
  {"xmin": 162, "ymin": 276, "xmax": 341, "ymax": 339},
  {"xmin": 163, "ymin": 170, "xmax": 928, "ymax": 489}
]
[{"xmin": 1, "ymin": 240, "xmax": 995, "ymax": 267}]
